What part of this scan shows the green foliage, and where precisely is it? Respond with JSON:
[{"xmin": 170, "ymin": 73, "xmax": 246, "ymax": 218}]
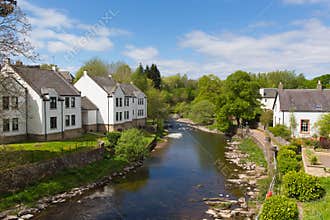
[
  {"xmin": 217, "ymin": 71, "xmax": 261, "ymax": 129},
  {"xmin": 147, "ymin": 64, "xmax": 161, "ymax": 89},
  {"xmin": 283, "ymin": 171, "xmax": 325, "ymax": 202},
  {"xmin": 316, "ymin": 113, "xmax": 330, "ymax": 137},
  {"xmin": 188, "ymin": 100, "xmax": 215, "ymax": 125},
  {"xmin": 260, "ymin": 195, "xmax": 298, "ymax": 220},
  {"xmin": 215, "ymin": 112, "xmax": 233, "ymax": 132},
  {"xmin": 75, "ymin": 58, "xmax": 109, "ymax": 82},
  {"xmin": 40, "ymin": 64, "xmax": 59, "ymax": 71},
  {"xmin": 106, "ymin": 132, "xmax": 121, "ymax": 148},
  {"xmin": 146, "ymin": 88, "xmax": 169, "ymax": 121},
  {"xmin": 238, "ymin": 138, "xmax": 267, "ymax": 168},
  {"xmin": 269, "ymin": 124, "xmax": 291, "ymax": 140},
  {"xmin": 131, "ymin": 64, "xmax": 148, "ymax": 92},
  {"xmin": 195, "ymin": 74, "xmax": 222, "ymax": 103},
  {"xmin": 173, "ymin": 102, "xmax": 190, "ymax": 117},
  {"xmin": 260, "ymin": 110, "xmax": 273, "ymax": 129},
  {"xmin": 115, "ymin": 129, "xmax": 149, "ymax": 162},
  {"xmin": 277, "ymin": 149, "xmax": 300, "ymax": 175},
  {"xmin": 289, "ymin": 111, "xmax": 298, "ymax": 137},
  {"xmin": 111, "ymin": 64, "xmax": 132, "ymax": 83}
]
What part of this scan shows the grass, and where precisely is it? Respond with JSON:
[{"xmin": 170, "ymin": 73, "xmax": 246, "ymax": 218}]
[
  {"xmin": 0, "ymin": 133, "xmax": 107, "ymax": 170},
  {"xmin": 302, "ymin": 177, "xmax": 330, "ymax": 220},
  {"xmin": 0, "ymin": 157, "xmax": 128, "ymax": 211},
  {"xmin": 238, "ymin": 138, "xmax": 268, "ymax": 168}
]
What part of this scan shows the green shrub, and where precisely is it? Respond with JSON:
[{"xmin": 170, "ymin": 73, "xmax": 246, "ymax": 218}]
[
  {"xmin": 106, "ymin": 132, "xmax": 121, "ymax": 148},
  {"xmin": 115, "ymin": 129, "xmax": 149, "ymax": 162},
  {"xmin": 260, "ymin": 195, "xmax": 298, "ymax": 220},
  {"xmin": 277, "ymin": 149, "xmax": 300, "ymax": 175},
  {"xmin": 269, "ymin": 125, "xmax": 291, "ymax": 140},
  {"xmin": 281, "ymin": 145, "xmax": 300, "ymax": 154},
  {"xmin": 310, "ymin": 155, "xmax": 318, "ymax": 165},
  {"xmin": 283, "ymin": 171, "xmax": 325, "ymax": 202}
]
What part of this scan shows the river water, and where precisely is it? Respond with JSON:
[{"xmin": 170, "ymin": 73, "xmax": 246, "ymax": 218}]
[{"xmin": 36, "ymin": 122, "xmax": 244, "ymax": 220}]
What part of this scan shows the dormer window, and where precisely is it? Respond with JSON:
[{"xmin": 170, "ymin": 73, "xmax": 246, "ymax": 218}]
[
  {"xmin": 65, "ymin": 97, "xmax": 70, "ymax": 108},
  {"xmin": 3, "ymin": 96, "xmax": 9, "ymax": 110},
  {"xmin": 71, "ymin": 97, "xmax": 75, "ymax": 108},
  {"xmin": 50, "ymin": 97, "xmax": 57, "ymax": 109}
]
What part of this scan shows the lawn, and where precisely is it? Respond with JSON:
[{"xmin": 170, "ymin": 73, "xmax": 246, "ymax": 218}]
[
  {"xmin": 302, "ymin": 177, "xmax": 330, "ymax": 220},
  {"xmin": 0, "ymin": 133, "xmax": 107, "ymax": 170},
  {"xmin": 238, "ymin": 138, "xmax": 268, "ymax": 168},
  {"xmin": 0, "ymin": 157, "xmax": 128, "ymax": 211}
]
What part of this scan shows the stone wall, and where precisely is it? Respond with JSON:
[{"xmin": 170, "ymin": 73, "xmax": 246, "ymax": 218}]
[{"xmin": 0, "ymin": 147, "xmax": 105, "ymax": 194}]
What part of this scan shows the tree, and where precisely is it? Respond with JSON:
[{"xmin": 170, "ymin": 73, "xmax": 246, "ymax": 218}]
[
  {"xmin": 253, "ymin": 71, "xmax": 307, "ymax": 89},
  {"xmin": 108, "ymin": 61, "xmax": 126, "ymax": 74},
  {"xmin": 112, "ymin": 64, "xmax": 132, "ymax": 83},
  {"xmin": 148, "ymin": 64, "xmax": 161, "ymax": 89},
  {"xmin": 317, "ymin": 113, "xmax": 330, "ymax": 137},
  {"xmin": 218, "ymin": 71, "xmax": 261, "ymax": 128},
  {"xmin": 260, "ymin": 110, "xmax": 273, "ymax": 129},
  {"xmin": 131, "ymin": 64, "xmax": 148, "ymax": 92},
  {"xmin": 195, "ymin": 74, "xmax": 222, "ymax": 103},
  {"xmin": 115, "ymin": 129, "xmax": 149, "ymax": 162},
  {"xmin": 189, "ymin": 100, "xmax": 215, "ymax": 125},
  {"xmin": 146, "ymin": 88, "xmax": 169, "ymax": 123},
  {"xmin": 289, "ymin": 110, "xmax": 298, "ymax": 137},
  {"xmin": 75, "ymin": 58, "xmax": 109, "ymax": 82},
  {"xmin": 0, "ymin": 0, "xmax": 37, "ymax": 61}
]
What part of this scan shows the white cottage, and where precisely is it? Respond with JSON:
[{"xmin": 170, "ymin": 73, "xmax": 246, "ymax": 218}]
[
  {"xmin": 0, "ymin": 59, "xmax": 82, "ymax": 143},
  {"xmin": 259, "ymin": 88, "xmax": 277, "ymax": 110},
  {"xmin": 273, "ymin": 82, "xmax": 330, "ymax": 138},
  {"xmin": 74, "ymin": 71, "xmax": 147, "ymax": 132}
]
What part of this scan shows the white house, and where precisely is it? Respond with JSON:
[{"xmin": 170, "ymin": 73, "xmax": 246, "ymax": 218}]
[
  {"xmin": 259, "ymin": 88, "xmax": 277, "ymax": 110},
  {"xmin": 0, "ymin": 59, "xmax": 82, "ymax": 143},
  {"xmin": 273, "ymin": 81, "xmax": 330, "ymax": 138},
  {"xmin": 74, "ymin": 71, "xmax": 147, "ymax": 132}
]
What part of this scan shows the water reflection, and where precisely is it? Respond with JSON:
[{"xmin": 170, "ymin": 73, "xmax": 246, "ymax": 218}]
[{"xmin": 35, "ymin": 122, "xmax": 243, "ymax": 220}]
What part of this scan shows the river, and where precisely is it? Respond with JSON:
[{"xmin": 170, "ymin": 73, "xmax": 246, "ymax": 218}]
[{"xmin": 35, "ymin": 122, "xmax": 244, "ymax": 220}]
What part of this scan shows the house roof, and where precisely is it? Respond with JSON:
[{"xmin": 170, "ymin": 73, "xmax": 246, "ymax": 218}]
[
  {"xmin": 120, "ymin": 83, "xmax": 145, "ymax": 97},
  {"xmin": 81, "ymin": 96, "xmax": 98, "ymax": 110},
  {"xmin": 278, "ymin": 89, "xmax": 330, "ymax": 112},
  {"xmin": 262, "ymin": 88, "xmax": 277, "ymax": 98},
  {"xmin": 59, "ymin": 71, "xmax": 74, "ymax": 83},
  {"xmin": 12, "ymin": 65, "xmax": 80, "ymax": 96},
  {"xmin": 89, "ymin": 75, "xmax": 117, "ymax": 95}
]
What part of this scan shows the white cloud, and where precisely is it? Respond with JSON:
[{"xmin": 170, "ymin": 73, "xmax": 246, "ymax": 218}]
[{"xmin": 19, "ymin": 0, "xmax": 128, "ymax": 57}]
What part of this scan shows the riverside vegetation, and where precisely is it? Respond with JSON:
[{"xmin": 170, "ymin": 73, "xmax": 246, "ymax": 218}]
[{"xmin": 0, "ymin": 128, "xmax": 156, "ymax": 218}]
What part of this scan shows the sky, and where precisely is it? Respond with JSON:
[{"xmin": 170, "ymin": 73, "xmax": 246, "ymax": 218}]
[{"xmin": 17, "ymin": 0, "xmax": 330, "ymax": 79}]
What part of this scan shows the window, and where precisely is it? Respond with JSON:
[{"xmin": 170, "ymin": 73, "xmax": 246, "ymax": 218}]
[
  {"xmin": 119, "ymin": 112, "xmax": 122, "ymax": 121},
  {"xmin": 124, "ymin": 111, "xmax": 129, "ymax": 119},
  {"xmin": 301, "ymin": 120, "xmax": 309, "ymax": 133},
  {"xmin": 3, "ymin": 119, "xmax": 9, "ymax": 132},
  {"xmin": 133, "ymin": 110, "xmax": 134, "ymax": 116},
  {"xmin": 116, "ymin": 112, "xmax": 119, "ymax": 121},
  {"xmin": 12, "ymin": 97, "xmax": 18, "ymax": 109},
  {"xmin": 12, "ymin": 118, "xmax": 18, "ymax": 131},
  {"xmin": 120, "ymin": 98, "xmax": 122, "ymax": 107},
  {"xmin": 71, "ymin": 97, "xmax": 75, "ymax": 108},
  {"xmin": 65, "ymin": 115, "xmax": 70, "ymax": 126},
  {"xmin": 116, "ymin": 98, "xmax": 119, "ymax": 107},
  {"xmin": 127, "ymin": 111, "xmax": 129, "ymax": 119},
  {"xmin": 138, "ymin": 110, "xmax": 144, "ymax": 116},
  {"xmin": 2, "ymin": 96, "xmax": 9, "ymax": 110},
  {"xmin": 124, "ymin": 97, "xmax": 129, "ymax": 106},
  {"xmin": 50, "ymin": 117, "xmax": 57, "ymax": 129},
  {"xmin": 71, "ymin": 115, "xmax": 76, "ymax": 126},
  {"xmin": 65, "ymin": 97, "xmax": 70, "ymax": 108},
  {"xmin": 138, "ymin": 98, "xmax": 144, "ymax": 105},
  {"xmin": 50, "ymin": 97, "xmax": 57, "ymax": 109},
  {"xmin": 133, "ymin": 98, "xmax": 135, "ymax": 103}
]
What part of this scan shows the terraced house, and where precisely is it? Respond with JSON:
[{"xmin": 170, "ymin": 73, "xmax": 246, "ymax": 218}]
[
  {"xmin": 74, "ymin": 71, "xmax": 147, "ymax": 132},
  {"xmin": 0, "ymin": 59, "xmax": 82, "ymax": 143}
]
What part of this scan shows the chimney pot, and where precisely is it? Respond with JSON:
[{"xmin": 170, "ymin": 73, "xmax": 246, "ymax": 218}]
[
  {"xmin": 317, "ymin": 80, "xmax": 322, "ymax": 90},
  {"xmin": 278, "ymin": 82, "xmax": 283, "ymax": 91},
  {"xmin": 15, "ymin": 60, "xmax": 23, "ymax": 66},
  {"xmin": 83, "ymin": 70, "xmax": 87, "ymax": 76},
  {"xmin": 52, "ymin": 66, "xmax": 56, "ymax": 71},
  {"xmin": 4, "ymin": 58, "xmax": 10, "ymax": 64}
]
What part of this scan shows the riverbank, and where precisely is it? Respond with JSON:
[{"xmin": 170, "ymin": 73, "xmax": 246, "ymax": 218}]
[
  {"xmin": 205, "ymin": 137, "xmax": 268, "ymax": 219},
  {"xmin": 176, "ymin": 118, "xmax": 221, "ymax": 134},
  {"xmin": 0, "ymin": 135, "xmax": 162, "ymax": 220}
]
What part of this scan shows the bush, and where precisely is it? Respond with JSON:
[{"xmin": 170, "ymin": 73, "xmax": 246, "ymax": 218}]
[
  {"xmin": 283, "ymin": 171, "xmax": 325, "ymax": 202},
  {"xmin": 277, "ymin": 149, "xmax": 300, "ymax": 175},
  {"xmin": 106, "ymin": 132, "xmax": 121, "ymax": 148},
  {"xmin": 115, "ymin": 129, "xmax": 149, "ymax": 162},
  {"xmin": 260, "ymin": 195, "xmax": 298, "ymax": 220},
  {"xmin": 188, "ymin": 100, "xmax": 215, "ymax": 125},
  {"xmin": 269, "ymin": 125, "xmax": 291, "ymax": 140}
]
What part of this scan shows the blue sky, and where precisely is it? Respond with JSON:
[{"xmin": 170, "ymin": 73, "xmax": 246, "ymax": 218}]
[{"xmin": 18, "ymin": 0, "xmax": 330, "ymax": 79}]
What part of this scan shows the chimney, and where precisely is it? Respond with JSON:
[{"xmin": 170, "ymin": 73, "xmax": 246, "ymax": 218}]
[
  {"xmin": 4, "ymin": 58, "xmax": 10, "ymax": 64},
  {"xmin": 83, "ymin": 70, "xmax": 87, "ymax": 76},
  {"xmin": 52, "ymin": 66, "xmax": 56, "ymax": 72},
  {"xmin": 278, "ymin": 82, "xmax": 283, "ymax": 91},
  {"xmin": 317, "ymin": 80, "xmax": 322, "ymax": 90},
  {"xmin": 130, "ymin": 81, "xmax": 134, "ymax": 85},
  {"xmin": 15, "ymin": 60, "xmax": 23, "ymax": 66}
]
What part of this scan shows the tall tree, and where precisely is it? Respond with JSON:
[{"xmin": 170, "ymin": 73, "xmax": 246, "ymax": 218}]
[
  {"xmin": 112, "ymin": 64, "xmax": 132, "ymax": 83},
  {"xmin": 0, "ymin": 0, "xmax": 37, "ymax": 61},
  {"xmin": 148, "ymin": 64, "xmax": 161, "ymax": 89},
  {"xmin": 131, "ymin": 63, "xmax": 148, "ymax": 92},
  {"xmin": 195, "ymin": 74, "xmax": 222, "ymax": 103},
  {"xmin": 75, "ymin": 58, "xmax": 109, "ymax": 82},
  {"xmin": 217, "ymin": 71, "xmax": 261, "ymax": 129},
  {"xmin": 317, "ymin": 113, "xmax": 330, "ymax": 137}
]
